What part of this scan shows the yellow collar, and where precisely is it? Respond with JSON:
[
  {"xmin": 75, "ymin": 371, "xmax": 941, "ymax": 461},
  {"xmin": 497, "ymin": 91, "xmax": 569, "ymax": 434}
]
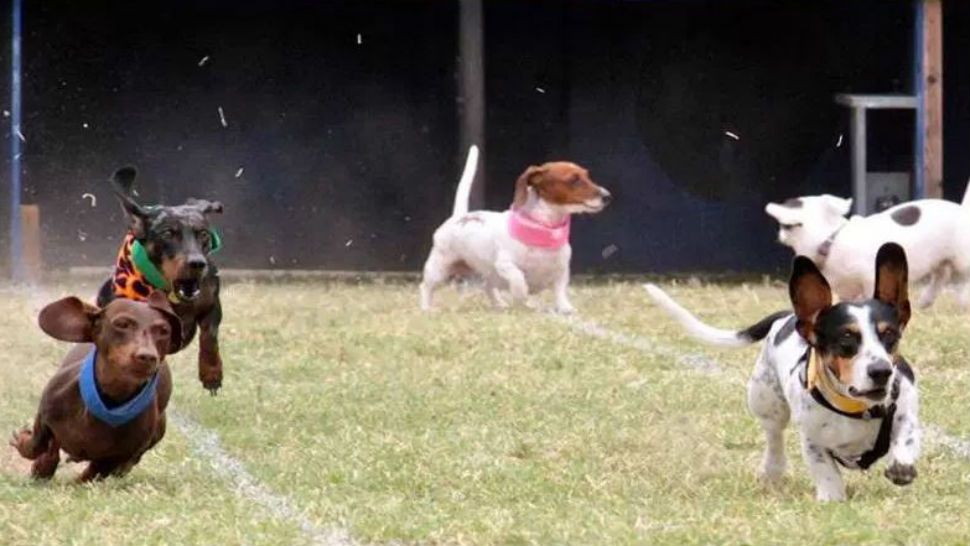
[{"xmin": 806, "ymin": 348, "xmax": 870, "ymax": 414}]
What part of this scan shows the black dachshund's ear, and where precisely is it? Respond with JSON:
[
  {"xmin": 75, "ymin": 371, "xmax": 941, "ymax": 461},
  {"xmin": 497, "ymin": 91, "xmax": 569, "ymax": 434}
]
[
  {"xmin": 111, "ymin": 166, "xmax": 138, "ymax": 195},
  {"xmin": 110, "ymin": 166, "xmax": 153, "ymax": 238},
  {"xmin": 186, "ymin": 198, "xmax": 224, "ymax": 215}
]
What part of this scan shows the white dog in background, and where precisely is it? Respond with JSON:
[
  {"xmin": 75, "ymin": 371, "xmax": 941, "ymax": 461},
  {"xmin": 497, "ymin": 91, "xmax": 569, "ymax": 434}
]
[
  {"xmin": 765, "ymin": 186, "xmax": 970, "ymax": 308},
  {"xmin": 420, "ymin": 146, "xmax": 611, "ymax": 313}
]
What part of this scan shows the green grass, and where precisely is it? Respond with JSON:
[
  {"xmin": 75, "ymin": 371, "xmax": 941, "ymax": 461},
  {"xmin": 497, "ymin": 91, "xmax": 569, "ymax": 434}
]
[{"xmin": 2, "ymin": 279, "xmax": 970, "ymax": 545}]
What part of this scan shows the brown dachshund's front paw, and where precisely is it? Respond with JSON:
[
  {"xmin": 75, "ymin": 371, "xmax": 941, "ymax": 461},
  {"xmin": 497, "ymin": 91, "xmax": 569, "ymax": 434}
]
[
  {"xmin": 9, "ymin": 428, "xmax": 32, "ymax": 457},
  {"xmin": 885, "ymin": 462, "xmax": 917, "ymax": 486},
  {"xmin": 199, "ymin": 360, "xmax": 223, "ymax": 396}
]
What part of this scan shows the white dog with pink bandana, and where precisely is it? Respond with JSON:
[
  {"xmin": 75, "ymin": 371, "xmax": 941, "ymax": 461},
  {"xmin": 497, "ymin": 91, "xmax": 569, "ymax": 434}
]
[{"xmin": 419, "ymin": 146, "xmax": 612, "ymax": 312}]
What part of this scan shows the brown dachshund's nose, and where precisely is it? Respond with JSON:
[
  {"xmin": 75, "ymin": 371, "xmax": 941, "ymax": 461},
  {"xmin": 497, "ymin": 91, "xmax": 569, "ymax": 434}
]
[{"xmin": 135, "ymin": 349, "xmax": 159, "ymax": 369}]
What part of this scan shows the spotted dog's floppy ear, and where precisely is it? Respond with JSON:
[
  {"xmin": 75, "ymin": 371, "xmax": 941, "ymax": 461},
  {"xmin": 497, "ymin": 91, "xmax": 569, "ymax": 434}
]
[
  {"xmin": 110, "ymin": 166, "xmax": 153, "ymax": 238},
  {"xmin": 873, "ymin": 242, "xmax": 911, "ymax": 330},
  {"xmin": 512, "ymin": 165, "xmax": 546, "ymax": 209},
  {"xmin": 186, "ymin": 198, "xmax": 224, "ymax": 215},
  {"xmin": 789, "ymin": 256, "xmax": 832, "ymax": 343},
  {"xmin": 38, "ymin": 297, "xmax": 101, "ymax": 343}
]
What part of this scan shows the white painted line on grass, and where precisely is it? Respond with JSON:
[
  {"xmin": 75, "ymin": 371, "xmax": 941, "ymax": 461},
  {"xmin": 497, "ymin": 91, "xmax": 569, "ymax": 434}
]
[
  {"xmin": 170, "ymin": 411, "xmax": 359, "ymax": 546},
  {"xmin": 549, "ymin": 313, "xmax": 723, "ymax": 373},
  {"xmin": 925, "ymin": 425, "xmax": 970, "ymax": 460}
]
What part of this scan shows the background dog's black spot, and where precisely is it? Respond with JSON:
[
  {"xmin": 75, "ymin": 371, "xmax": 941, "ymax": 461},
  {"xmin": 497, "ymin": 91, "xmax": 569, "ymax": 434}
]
[
  {"xmin": 782, "ymin": 198, "xmax": 803, "ymax": 208},
  {"xmin": 890, "ymin": 205, "xmax": 921, "ymax": 226}
]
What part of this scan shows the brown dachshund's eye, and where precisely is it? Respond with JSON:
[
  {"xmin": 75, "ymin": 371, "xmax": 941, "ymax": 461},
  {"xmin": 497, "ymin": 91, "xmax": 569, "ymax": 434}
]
[
  {"xmin": 113, "ymin": 318, "xmax": 136, "ymax": 331},
  {"xmin": 153, "ymin": 324, "xmax": 171, "ymax": 338}
]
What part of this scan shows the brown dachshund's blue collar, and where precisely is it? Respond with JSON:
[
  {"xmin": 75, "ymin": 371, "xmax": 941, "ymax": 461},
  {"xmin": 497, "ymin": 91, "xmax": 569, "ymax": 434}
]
[{"xmin": 79, "ymin": 349, "xmax": 158, "ymax": 427}]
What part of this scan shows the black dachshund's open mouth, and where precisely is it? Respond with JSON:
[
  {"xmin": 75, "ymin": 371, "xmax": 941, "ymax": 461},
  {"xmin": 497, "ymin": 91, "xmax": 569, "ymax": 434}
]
[{"xmin": 174, "ymin": 278, "xmax": 202, "ymax": 301}]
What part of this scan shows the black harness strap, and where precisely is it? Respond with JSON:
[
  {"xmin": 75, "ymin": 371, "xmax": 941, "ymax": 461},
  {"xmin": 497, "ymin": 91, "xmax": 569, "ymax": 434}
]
[
  {"xmin": 855, "ymin": 403, "xmax": 896, "ymax": 470},
  {"xmin": 801, "ymin": 347, "xmax": 906, "ymax": 469}
]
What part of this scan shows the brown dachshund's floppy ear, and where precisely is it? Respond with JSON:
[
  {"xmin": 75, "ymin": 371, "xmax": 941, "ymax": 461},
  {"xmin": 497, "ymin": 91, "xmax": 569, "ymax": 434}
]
[
  {"xmin": 186, "ymin": 198, "xmax": 224, "ymax": 215},
  {"xmin": 38, "ymin": 297, "xmax": 101, "ymax": 343},
  {"xmin": 789, "ymin": 256, "xmax": 832, "ymax": 343},
  {"xmin": 873, "ymin": 242, "xmax": 911, "ymax": 329},
  {"xmin": 110, "ymin": 166, "xmax": 154, "ymax": 238},
  {"xmin": 512, "ymin": 165, "xmax": 546, "ymax": 209},
  {"xmin": 146, "ymin": 291, "xmax": 184, "ymax": 354}
]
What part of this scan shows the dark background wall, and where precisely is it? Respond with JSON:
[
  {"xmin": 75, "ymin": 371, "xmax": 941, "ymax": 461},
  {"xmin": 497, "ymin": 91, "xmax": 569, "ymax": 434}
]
[{"xmin": 0, "ymin": 0, "xmax": 967, "ymax": 275}]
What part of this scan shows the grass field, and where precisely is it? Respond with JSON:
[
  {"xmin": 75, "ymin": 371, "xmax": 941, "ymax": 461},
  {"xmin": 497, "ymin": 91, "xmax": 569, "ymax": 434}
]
[{"xmin": 2, "ymin": 278, "xmax": 970, "ymax": 545}]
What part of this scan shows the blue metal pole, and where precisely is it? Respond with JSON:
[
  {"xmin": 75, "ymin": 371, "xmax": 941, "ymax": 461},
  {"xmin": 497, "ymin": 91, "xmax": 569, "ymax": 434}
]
[
  {"xmin": 9, "ymin": 0, "xmax": 22, "ymax": 281},
  {"xmin": 913, "ymin": 0, "xmax": 926, "ymax": 199}
]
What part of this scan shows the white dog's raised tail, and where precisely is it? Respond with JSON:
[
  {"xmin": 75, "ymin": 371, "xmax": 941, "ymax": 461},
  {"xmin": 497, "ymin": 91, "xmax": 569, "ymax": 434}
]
[
  {"xmin": 451, "ymin": 145, "xmax": 480, "ymax": 218},
  {"xmin": 643, "ymin": 283, "xmax": 789, "ymax": 347}
]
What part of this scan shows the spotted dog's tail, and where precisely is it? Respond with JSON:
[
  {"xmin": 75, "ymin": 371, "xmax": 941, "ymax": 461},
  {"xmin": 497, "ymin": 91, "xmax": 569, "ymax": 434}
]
[
  {"xmin": 451, "ymin": 145, "xmax": 480, "ymax": 218},
  {"xmin": 643, "ymin": 284, "xmax": 789, "ymax": 347}
]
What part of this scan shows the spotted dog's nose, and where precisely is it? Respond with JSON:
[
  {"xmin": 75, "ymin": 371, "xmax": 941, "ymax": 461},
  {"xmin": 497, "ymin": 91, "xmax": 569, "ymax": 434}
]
[{"xmin": 867, "ymin": 360, "xmax": 893, "ymax": 385}]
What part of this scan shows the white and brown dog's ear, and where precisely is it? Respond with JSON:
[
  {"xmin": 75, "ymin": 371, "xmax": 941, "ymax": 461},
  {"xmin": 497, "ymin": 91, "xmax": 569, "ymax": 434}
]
[
  {"xmin": 789, "ymin": 256, "xmax": 832, "ymax": 342},
  {"xmin": 512, "ymin": 165, "xmax": 546, "ymax": 209},
  {"xmin": 873, "ymin": 242, "xmax": 911, "ymax": 329}
]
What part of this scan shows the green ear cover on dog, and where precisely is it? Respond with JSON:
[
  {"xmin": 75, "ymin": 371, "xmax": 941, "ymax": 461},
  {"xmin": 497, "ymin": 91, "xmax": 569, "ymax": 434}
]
[{"xmin": 208, "ymin": 229, "xmax": 222, "ymax": 255}]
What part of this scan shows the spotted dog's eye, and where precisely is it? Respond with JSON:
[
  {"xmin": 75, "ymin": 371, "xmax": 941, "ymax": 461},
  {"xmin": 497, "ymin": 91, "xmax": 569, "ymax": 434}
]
[
  {"xmin": 879, "ymin": 328, "xmax": 899, "ymax": 349},
  {"xmin": 780, "ymin": 223, "xmax": 803, "ymax": 230},
  {"xmin": 837, "ymin": 331, "xmax": 859, "ymax": 356}
]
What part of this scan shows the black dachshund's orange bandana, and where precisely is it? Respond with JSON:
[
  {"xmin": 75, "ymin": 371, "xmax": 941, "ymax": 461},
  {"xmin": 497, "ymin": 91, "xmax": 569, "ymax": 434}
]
[{"xmin": 111, "ymin": 233, "xmax": 167, "ymax": 302}]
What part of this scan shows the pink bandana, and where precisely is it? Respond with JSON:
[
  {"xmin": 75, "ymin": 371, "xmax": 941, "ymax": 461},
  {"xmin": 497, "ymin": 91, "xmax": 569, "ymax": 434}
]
[{"xmin": 508, "ymin": 209, "xmax": 571, "ymax": 249}]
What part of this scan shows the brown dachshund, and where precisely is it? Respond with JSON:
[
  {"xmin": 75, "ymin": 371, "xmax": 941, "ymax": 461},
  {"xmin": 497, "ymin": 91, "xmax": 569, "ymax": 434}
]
[{"xmin": 9, "ymin": 291, "xmax": 182, "ymax": 481}]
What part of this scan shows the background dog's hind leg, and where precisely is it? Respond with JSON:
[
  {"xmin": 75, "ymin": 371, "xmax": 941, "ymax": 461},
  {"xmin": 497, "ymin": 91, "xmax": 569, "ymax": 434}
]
[{"xmin": 916, "ymin": 265, "xmax": 950, "ymax": 308}]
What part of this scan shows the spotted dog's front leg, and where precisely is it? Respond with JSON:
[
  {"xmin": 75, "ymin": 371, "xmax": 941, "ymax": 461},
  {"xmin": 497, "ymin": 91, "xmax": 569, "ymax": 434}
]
[
  {"xmin": 885, "ymin": 381, "xmax": 920, "ymax": 486},
  {"xmin": 801, "ymin": 441, "xmax": 846, "ymax": 502},
  {"xmin": 198, "ymin": 296, "xmax": 224, "ymax": 395}
]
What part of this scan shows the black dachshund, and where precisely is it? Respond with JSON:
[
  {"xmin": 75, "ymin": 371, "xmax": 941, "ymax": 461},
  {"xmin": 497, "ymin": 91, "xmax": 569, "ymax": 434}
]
[{"xmin": 96, "ymin": 167, "xmax": 225, "ymax": 394}]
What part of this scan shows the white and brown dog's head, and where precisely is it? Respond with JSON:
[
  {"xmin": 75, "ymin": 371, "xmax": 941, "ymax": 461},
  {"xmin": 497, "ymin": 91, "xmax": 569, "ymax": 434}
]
[
  {"xmin": 790, "ymin": 242, "xmax": 911, "ymax": 403},
  {"xmin": 512, "ymin": 162, "xmax": 611, "ymax": 214},
  {"xmin": 765, "ymin": 195, "xmax": 852, "ymax": 257}
]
